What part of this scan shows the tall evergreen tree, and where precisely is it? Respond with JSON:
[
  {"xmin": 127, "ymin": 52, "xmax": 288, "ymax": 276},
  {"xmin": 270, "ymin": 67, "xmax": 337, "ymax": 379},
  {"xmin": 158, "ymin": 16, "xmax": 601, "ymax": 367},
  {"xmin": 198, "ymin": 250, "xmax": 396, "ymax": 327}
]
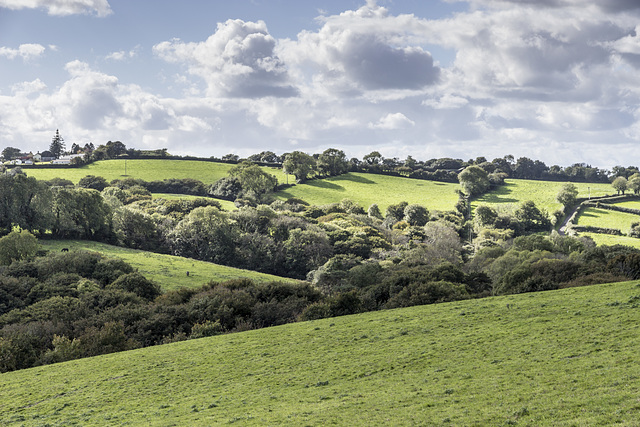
[{"xmin": 50, "ymin": 129, "xmax": 65, "ymax": 159}]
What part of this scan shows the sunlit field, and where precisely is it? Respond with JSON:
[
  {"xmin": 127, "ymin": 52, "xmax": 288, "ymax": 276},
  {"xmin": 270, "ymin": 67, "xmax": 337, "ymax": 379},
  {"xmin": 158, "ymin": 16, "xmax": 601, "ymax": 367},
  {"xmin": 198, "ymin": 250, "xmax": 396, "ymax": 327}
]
[{"xmin": 2, "ymin": 280, "xmax": 640, "ymax": 425}]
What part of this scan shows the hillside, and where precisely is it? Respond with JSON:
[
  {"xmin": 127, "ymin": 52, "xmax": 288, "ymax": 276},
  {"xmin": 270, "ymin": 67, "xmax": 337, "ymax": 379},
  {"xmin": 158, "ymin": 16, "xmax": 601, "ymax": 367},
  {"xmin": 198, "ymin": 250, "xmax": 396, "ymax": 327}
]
[
  {"xmin": 473, "ymin": 179, "xmax": 614, "ymax": 213},
  {"xmin": 22, "ymin": 159, "xmax": 288, "ymax": 185},
  {"xmin": 40, "ymin": 240, "xmax": 298, "ymax": 291},
  {"xmin": 2, "ymin": 280, "xmax": 639, "ymax": 426},
  {"xmin": 276, "ymin": 172, "xmax": 460, "ymax": 212}
]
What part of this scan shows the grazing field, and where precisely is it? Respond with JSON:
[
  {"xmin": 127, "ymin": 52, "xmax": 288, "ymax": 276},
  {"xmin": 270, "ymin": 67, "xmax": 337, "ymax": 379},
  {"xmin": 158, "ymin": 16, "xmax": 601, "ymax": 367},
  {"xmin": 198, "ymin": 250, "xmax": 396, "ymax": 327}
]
[
  {"xmin": 152, "ymin": 193, "xmax": 237, "ymax": 211},
  {"xmin": 276, "ymin": 172, "xmax": 459, "ymax": 212},
  {"xmin": 2, "ymin": 280, "xmax": 640, "ymax": 425},
  {"xmin": 579, "ymin": 232, "xmax": 640, "ymax": 249},
  {"xmin": 473, "ymin": 179, "xmax": 614, "ymax": 213},
  {"xmin": 575, "ymin": 207, "xmax": 640, "ymax": 232},
  {"xmin": 40, "ymin": 240, "xmax": 297, "ymax": 290},
  {"xmin": 21, "ymin": 159, "xmax": 287, "ymax": 185},
  {"xmin": 612, "ymin": 200, "xmax": 640, "ymax": 210}
]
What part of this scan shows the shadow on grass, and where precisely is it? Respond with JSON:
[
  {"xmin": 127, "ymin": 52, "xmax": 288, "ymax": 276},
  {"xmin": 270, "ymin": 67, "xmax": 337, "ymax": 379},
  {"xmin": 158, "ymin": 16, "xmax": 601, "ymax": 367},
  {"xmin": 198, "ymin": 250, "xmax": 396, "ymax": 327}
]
[
  {"xmin": 306, "ymin": 180, "xmax": 345, "ymax": 191},
  {"xmin": 475, "ymin": 183, "xmax": 519, "ymax": 204},
  {"xmin": 333, "ymin": 173, "xmax": 376, "ymax": 184}
]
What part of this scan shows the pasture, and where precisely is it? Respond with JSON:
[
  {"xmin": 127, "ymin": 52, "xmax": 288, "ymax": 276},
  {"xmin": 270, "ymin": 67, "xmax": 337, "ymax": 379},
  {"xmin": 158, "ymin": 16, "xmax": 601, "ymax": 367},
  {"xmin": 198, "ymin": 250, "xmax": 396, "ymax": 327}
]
[
  {"xmin": 1, "ymin": 280, "xmax": 639, "ymax": 425},
  {"xmin": 40, "ymin": 240, "xmax": 297, "ymax": 291},
  {"xmin": 575, "ymin": 207, "xmax": 640, "ymax": 232},
  {"xmin": 473, "ymin": 179, "xmax": 614, "ymax": 213},
  {"xmin": 276, "ymin": 172, "xmax": 460, "ymax": 212},
  {"xmin": 21, "ymin": 159, "xmax": 288, "ymax": 185},
  {"xmin": 579, "ymin": 232, "xmax": 640, "ymax": 249}
]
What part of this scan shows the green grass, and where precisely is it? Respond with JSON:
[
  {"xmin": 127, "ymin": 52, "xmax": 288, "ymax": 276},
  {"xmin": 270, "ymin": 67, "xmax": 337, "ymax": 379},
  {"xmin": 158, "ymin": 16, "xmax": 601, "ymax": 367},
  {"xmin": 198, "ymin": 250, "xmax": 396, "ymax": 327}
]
[
  {"xmin": 276, "ymin": 173, "xmax": 460, "ymax": 212},
  {"xmin": 40, "ymin": 240, "xmax": 297, "ymax": 291},
  {"xmin": 2, "ymin": 280, "xmax": 640, "ymax": 425},
  {"xmin": 152, "ymin": 193, "xmax": 237, "ymax": 211},
  {"xmin": 579, "ymin": 232, "xmax": 640, "ymax": 249},
  {"xmin": 474, "ymin": 179, "xmax": 614, "ymax": 213},
  {"xmin": 575, "ymin": 207, "xmax": 640, "ymax": 232},
  {"xmin": 23, "ymin": 159, "xmax": 288, "ymax": 185},
  {"xmin": 612, "ymin": 200, "xmax": 640, "ymax": 210}
]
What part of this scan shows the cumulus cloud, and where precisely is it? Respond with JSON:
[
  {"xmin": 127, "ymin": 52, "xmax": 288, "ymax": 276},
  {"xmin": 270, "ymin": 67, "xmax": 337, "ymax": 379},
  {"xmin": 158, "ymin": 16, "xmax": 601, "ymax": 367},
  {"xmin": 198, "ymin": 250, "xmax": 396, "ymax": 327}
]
[
  {"xmin": 282, "ymin": 1, "xmax": 440, "ymax": 95},
  {"xmin": 0, "ymin": 44, "xmax": 46, "ymax": 61},
  {"xmin": 369, "ymin": 113, "xmax": 415, "ymax": 130},
  {"xmin": 153, "ymin": 19, "xmax": 298, "ymax": 98},
  {"xmin": 0, "ymin": 0, "xmax": 112, "ymax": 16}
]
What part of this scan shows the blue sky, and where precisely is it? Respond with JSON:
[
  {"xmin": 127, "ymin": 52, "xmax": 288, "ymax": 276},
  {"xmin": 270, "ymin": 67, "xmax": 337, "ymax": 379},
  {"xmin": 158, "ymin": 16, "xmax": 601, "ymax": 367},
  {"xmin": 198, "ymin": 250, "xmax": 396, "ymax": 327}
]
[{"xmin": 1, "ymin": 0, "xmax": 640, "ymax": 168}]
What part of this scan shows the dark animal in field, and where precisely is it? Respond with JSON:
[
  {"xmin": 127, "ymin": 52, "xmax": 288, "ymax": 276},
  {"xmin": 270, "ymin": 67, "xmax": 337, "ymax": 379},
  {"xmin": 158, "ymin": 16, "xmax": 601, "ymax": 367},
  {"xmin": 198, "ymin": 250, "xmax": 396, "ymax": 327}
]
[
  {"xmin": 61, "ymin": 248, "xmax": 69, "ymax": 252},
  {"xmin": 186, "ymin": 271, "xmax": 190, "ymax": 277}
]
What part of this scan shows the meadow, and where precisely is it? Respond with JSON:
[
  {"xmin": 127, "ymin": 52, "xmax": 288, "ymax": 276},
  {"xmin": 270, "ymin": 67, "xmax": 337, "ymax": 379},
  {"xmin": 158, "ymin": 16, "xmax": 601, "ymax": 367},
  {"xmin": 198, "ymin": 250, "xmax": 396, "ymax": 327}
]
[
  {"xmin": 276, "ymin": 172, "xmax": 460, "ymax": 212},
  {"xmin": 22, "ymin": 159, "xmax": 288, "ymax": 185},
  {"xmin": 1, "ymin": 280, "xmax": 640, "ymax": 426},
  {"xmin": 579, "ymin": 232, "xmax": 640, "ymax": 249},
  {"xmin": 575, "ymin": 207, "xmax": 640, "ymax": 232},
  {"xmin": 40, "ymin": 240, "xmax": 297, "ymax": 291},
  {"xmin": 473, "ymin": 179, "xmax": 614, "ymax": 213}
]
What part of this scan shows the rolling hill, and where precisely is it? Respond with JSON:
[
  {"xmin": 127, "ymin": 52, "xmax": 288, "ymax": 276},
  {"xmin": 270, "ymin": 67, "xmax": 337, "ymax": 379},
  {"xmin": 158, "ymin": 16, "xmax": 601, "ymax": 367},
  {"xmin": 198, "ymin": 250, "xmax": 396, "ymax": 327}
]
[
  {"xmin": 40, "ymin": 240, "xmax": 298, "ymax": 291},
  {"xmin": 2, "ymin": 280, "xmax": 639, "ymax": 425}
]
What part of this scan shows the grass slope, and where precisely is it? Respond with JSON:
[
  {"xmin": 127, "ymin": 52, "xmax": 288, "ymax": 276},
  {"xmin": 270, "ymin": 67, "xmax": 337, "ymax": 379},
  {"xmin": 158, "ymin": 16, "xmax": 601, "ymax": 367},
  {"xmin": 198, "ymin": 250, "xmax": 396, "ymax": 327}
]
[
  {"xmin": 2, "ymin": 281, "xmax": 640, "ymax": 425},
  {"xmin": 580, "ymin": 232, "xmax": 640, "ymax": 249},
  {"xmin": 23, "ymin": 159, "xmax": 287, "ymax": 185},
  {"xmin": 40, "ymin": 240, "xmax": 297, "ymax": 291},
  {"xmin": 576, "ymin": 207, "xmax": 640, "ymax": 232},
  {"xmin": 474, "ymin": 179, "xmax": 614, "ymax": 213},
  {"xmin": 276, "ymin": 172, "xmax": 460, "ymax": 212}
]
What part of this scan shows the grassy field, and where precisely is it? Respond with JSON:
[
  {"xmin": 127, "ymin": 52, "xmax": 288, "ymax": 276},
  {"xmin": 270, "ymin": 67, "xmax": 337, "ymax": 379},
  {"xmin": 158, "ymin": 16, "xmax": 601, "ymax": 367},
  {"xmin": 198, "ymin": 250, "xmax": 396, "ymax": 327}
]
[
  {"xmin": 575, "ymin": 207, "xmax": 640, "ymax": 232},
  {"xmin": 473, "ymin": 179, "xmax": 614, "ymax": 213},
  {"xmin": 579, "ymin": 232, "xmax": 640, "ymax": 249},
  {"xmin": 276, "ymin": 173, "xmax": 460, "ymax": 212},
  {"xmin": 612, "ymin": 200, "xmax": 640, "ymax": 210},
  {"xmin": 2, "ymin": 280, "xmax": 640, "ymax": 425},
  {"xmin": 40, "ymin": 240, "xmax": 297, "ymax": 291},
  {"xmin": 22, "ymin": 159, "xmax": 287, "ymax": 185},
  {"xmin": 152, "ymin": 193, "xmax": 237, "ymax": 211}
]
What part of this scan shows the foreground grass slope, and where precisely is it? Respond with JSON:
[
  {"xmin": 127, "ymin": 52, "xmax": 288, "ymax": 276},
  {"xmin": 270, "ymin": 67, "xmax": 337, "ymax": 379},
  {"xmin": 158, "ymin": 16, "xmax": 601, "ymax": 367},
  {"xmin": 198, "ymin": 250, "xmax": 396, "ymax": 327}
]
[
  {"xmin": 2, "ymin": 280, "xmax": 640, "ymax": 426},
  {"xmin": 276, "ymin": 172, "xmax": 459, "ymax": 212},
  {"xmin": 23, "ymin": 159, "xmax": 287, "ymax": 185},
  {"xmin": 40, "ymin": 240, "xmax": 297, "ymax": 291}
]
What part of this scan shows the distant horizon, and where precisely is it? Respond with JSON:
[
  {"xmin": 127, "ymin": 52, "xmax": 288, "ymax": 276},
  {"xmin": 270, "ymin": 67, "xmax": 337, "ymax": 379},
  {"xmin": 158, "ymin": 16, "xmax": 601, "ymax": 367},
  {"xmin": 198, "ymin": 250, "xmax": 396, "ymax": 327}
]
[{"xmin": 2, "ymin": 0, "xmax": 640, "ymax": 169}]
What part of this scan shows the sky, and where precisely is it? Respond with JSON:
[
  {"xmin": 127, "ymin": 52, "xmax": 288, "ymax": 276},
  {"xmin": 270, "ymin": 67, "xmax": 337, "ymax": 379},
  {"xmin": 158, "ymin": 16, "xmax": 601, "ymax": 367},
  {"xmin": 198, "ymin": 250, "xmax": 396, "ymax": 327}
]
[{"xmin": 1, "ymin": 0, "xmax": 640, "ymax": 169}]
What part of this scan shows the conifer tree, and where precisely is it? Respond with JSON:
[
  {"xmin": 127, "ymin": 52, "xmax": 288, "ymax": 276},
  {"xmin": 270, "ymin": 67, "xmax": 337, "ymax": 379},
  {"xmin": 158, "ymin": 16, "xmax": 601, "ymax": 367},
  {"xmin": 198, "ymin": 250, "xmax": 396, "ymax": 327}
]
[{"xmin": 50, "ymin": 129, "xmax": 65, "ymax": 159}]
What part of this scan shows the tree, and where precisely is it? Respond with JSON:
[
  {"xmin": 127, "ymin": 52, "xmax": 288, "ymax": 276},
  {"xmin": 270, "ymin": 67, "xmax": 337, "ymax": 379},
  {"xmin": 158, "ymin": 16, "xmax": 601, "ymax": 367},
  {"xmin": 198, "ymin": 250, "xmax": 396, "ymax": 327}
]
[
  {"xmin": 628, "ymin": 173, "xmax": 640, "ymax": 195},
  {"xmin": 49, "ymin": 130, "xmax": 65, "ymax": 159},
  {"xmin": 514, "ymin": 200, "xmax": 551, "ymax": 233},
  {"xmin": 317, "ymin": 148, "xmax": 348, "ymax": 177},
  {"xmin": 78, "ymin": 175, "xmax": 109, "ymax": 191},
  {"xmin": 612, "ymin": 176, "xmax": 628, "ymax": 195},
  {"xmin": 104, "ymin": 141, "xmax": 127, "ymax": 158},
  {"xmin": 1, "ymin": 147, "xmax": 22, "ymax": 160},
  {"xmin": 0, "ymin": 230, "xmax": 39, "ymax": 265},
  {"xmin": 403, "ymin": 204, "xmax": 430, "ymax": 226},
  {"xmin": 368, "ymin": 203, "xmax": 383, "ymax": 219},
  {"xmin": 363, "ymin": 151, "xmax": 383, "ymax": 166},
  {"xmin": 556, "ymin": 183, "xmax": 579, "ymax": 211},
  {"xmin": 283, "ymin": 151, "xmax": 316, "ymax": 182},
  {"xmin": 458, "ymin": 165, "xmax": 490, "ymax": 196},
  {"xmin": 228, "ymin": 162, "xmax": 278, "ymax": 198}
]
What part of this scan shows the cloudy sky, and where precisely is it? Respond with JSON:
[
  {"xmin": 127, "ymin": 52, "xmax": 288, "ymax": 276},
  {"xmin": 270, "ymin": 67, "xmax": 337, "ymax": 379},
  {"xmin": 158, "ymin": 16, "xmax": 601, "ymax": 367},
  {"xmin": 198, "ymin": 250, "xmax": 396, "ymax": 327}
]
[{"xmin": 2, "ymin": 0, "xmax": 640, "ymax": 168}]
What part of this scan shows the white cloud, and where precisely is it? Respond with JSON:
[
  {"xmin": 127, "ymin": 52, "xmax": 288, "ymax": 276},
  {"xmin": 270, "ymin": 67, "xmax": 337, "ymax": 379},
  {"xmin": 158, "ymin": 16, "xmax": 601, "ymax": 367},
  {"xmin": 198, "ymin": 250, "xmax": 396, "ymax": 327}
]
[
  {"xmin": 0, "ymin": 0, "xmax": 112, "ymax": 16},
  {"xmin": 368, "ymin": 113, "xmax": 415, "ymax": 130},
  {"xmin": 106, "ymin": 47, "xmax": 139, "ymax": 61},
  {"xmin": 281, "ymin": 1, "xmax": 440, "ymax": 96},
  {"xmin": 0, "ymin": 44, "xmax": 46, "ymax": 61},
  {"xmin": 154, "ymin": 19, "xmax": 299, "ymax": 98}
]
